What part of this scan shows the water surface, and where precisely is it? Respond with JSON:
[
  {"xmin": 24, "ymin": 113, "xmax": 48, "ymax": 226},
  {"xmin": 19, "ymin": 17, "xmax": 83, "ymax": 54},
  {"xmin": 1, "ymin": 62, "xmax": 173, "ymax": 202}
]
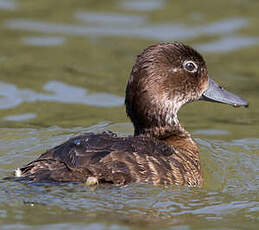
[{"xmin": 0, "ymin": 0, "xmax": 258, "ymax": 229}]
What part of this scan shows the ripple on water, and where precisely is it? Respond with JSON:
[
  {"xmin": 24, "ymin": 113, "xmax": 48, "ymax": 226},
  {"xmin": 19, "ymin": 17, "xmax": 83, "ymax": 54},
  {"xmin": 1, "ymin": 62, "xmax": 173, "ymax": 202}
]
[
  {"xmin": 0, "ymin": 0, "xmax": 18, "ymax": 11},
  {"xmin": 3, "ymin": 113, "xmax": 36, "ymax": 121},
  {"xmin": 75, "ymin": 11, "xmax": 146, "ymax": 26},
  {"xmin": 120, "ymin": 0, "xmax": 165, "ymax": 11},
  {"xmin": 196, "ymin": 36, "xmax": 259, "ymax": 53},
  {"xmin": 193, "ymin": 129, "xmax": 230, "ymax": 136},
  {"xmin": 22, "ymin": 36, "xmax": 66, "ymax": 46},
  {"xmin": 197, "ymin": 138, "xmax": 259, "ymax": 196},
  {"xmin": 0, "ymin": 127, "xmax": 258, "ymax": 228},
  {"xmin": 4, "ymin": 17, "xmax": 248, "ymax": 41},
  {"xmin": 0, "ymin": 81, "xmax": 124, "ymax": 110}
]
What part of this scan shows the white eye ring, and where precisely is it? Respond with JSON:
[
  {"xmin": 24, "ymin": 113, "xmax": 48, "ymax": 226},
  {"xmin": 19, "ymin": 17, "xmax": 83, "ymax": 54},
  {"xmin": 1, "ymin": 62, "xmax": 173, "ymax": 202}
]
[{"xmin": 183, "ymin": 60, "xmax": 198, "ymax": 73}]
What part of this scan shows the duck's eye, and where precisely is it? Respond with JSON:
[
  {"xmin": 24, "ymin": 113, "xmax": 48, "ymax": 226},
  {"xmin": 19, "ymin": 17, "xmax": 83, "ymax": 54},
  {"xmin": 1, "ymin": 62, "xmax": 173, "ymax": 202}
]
[{"xmin": 183, "ymin": 60, "xmax": 198, "ymax": 73}]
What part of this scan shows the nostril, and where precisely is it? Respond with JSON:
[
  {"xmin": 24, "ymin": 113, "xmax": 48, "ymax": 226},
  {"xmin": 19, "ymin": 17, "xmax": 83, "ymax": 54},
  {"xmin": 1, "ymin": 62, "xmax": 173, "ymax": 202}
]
[{"xmin": 219, "ymin": 86, "xmax": 224, "ymax": 90}]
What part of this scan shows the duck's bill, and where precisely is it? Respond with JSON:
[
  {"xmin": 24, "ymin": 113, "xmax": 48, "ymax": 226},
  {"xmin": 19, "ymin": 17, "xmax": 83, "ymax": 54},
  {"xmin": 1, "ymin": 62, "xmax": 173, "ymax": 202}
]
[{"xmin": 200, "ymin": 78, "xmax": 248, "ymax": 108}]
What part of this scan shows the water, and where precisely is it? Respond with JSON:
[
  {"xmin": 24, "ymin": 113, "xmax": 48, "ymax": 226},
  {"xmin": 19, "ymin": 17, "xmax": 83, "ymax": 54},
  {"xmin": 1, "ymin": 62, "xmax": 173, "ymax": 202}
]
[{"xmin": 0, "ymin": 0, "xmax": 258, "ymax": 229}]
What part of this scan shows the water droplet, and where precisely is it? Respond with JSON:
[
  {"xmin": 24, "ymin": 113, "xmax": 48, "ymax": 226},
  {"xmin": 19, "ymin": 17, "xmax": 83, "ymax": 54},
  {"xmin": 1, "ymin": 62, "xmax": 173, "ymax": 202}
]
[{"xmin": 74, "ymin": 139, "xmax": 81, "ymax": 146}]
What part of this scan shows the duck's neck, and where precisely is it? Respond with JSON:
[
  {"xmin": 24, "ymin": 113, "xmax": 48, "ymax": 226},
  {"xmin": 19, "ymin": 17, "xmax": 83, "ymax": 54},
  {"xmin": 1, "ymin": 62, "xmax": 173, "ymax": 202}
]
[
  {"xmin": 134, "ymin": 116, "xmax": 199, "ymax": 157},
  {"xmin": 162, "ymin": 132, "xmax": 199, "ymax": 156},
  {"xmin": 134, "ymin": 112, "xmax": 186, "ymax": 139}
]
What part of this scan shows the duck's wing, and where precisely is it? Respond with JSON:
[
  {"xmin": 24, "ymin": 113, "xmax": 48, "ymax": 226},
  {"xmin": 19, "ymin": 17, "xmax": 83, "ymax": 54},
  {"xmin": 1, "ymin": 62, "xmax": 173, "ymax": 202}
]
[{"xmin": 17, "ymin": 132, "xmax": 175, "ymax": 185}]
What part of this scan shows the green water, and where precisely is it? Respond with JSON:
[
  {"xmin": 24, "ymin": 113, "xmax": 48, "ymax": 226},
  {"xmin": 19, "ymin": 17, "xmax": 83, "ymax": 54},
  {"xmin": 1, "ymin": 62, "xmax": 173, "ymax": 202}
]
[{"xmin": 0, "ymin": 0, "xmax": 258, "ymax": 229}]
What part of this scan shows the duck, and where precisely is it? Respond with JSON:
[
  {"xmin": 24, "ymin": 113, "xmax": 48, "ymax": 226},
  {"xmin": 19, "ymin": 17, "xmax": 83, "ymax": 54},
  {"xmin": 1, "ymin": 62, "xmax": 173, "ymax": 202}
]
[{"xmin": 14, "ymin": 42, "xmax": 248, "ymax": 187}]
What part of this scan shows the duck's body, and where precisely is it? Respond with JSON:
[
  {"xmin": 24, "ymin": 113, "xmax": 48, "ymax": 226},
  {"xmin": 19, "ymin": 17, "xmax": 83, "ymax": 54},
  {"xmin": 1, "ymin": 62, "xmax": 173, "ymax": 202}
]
[
  {"xmin": 14, "ymin": 42, "xmax": 248, "ymax": 187},
  {"xmin": 18, "ymin": 131, "xmax": 201, "ymax": 186}
]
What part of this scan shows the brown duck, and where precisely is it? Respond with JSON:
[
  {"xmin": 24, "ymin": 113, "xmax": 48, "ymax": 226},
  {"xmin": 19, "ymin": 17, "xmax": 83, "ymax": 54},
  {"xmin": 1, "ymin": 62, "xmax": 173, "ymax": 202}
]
[{"xmin": 14, "ymin": 42, "xmax": 248, "ymax": 187}]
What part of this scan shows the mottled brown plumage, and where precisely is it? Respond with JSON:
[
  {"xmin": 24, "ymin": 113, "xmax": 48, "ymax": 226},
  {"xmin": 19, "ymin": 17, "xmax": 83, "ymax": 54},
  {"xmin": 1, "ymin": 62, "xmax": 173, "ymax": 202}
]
[
  {"xmin": 14, "ymin": 42, "xmax": 248, "ymax": 187},
  {"xmin": 18, "ymin": 132, "xmax": 201, "ymax": 186}
]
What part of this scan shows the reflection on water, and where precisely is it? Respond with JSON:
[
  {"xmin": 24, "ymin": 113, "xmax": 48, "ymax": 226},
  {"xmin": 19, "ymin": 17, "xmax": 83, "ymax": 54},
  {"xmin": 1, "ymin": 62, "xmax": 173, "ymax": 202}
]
[
  {"xmin": 0, "ymin": 81, "xmax": 123, "ymax": 110},
  {"xmin": 4, "ymin": 17, "xmax": 248, "ymax": 41},
  {"xmin": 0, "ymin": 0, "xmax": 17, "ymax": 11},
  {"xmin": 193, "ymin": 129, "xmax": 230, "ymax": 136},
  {"xmin": 3, "ymin": 113, "xmax": 36, "ymax": 121},
  {"xmin": 120, "ymin": 0, "xmax": 165, "ymax": 11},
  {"xmin": 22, "ymin": 36, "xmax": 66, "ymax": 46},
  {"xmin": 196, "ymin": 36, "xmax": 259, "ymax": 53},
  {"xmin": 75, "ymin": 11, "xmax": 146, "ymax": 26}
]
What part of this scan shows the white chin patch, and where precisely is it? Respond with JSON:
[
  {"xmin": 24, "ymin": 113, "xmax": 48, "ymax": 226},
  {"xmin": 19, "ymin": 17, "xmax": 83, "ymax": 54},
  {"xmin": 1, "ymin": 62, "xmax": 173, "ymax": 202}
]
[{"xmin": 15, "ymin": 168, "xmax": 22, "ymax": 177}]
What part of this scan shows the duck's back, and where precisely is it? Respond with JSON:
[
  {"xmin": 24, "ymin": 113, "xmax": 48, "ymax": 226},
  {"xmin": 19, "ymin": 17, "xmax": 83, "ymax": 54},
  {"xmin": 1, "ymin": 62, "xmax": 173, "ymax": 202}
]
[{"xmin": 17, "ymin": 132, "xmax": 201, "ymax": 186}]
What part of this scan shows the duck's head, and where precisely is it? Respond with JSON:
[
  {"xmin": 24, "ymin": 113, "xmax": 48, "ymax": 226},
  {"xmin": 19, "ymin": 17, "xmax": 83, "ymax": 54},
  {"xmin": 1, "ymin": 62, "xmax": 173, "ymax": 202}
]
[{"xmin": 125, "ymin": 42, "xmax": 248, "ymax": 138}]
